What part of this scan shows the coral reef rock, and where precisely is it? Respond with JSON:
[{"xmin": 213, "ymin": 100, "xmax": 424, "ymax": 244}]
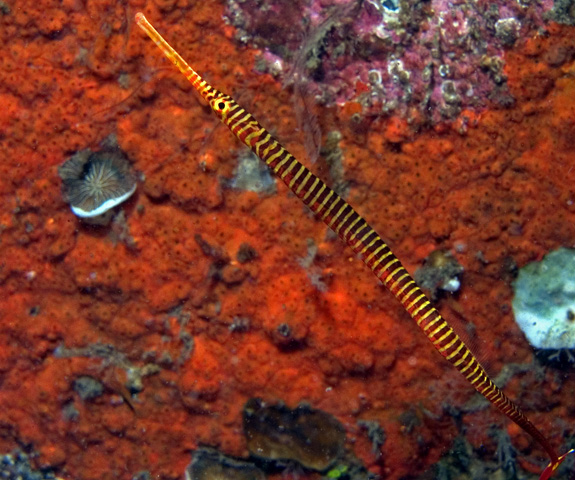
[{"xmin": 512, "ymin": 247, "xmax": 575, "ymax": 350}]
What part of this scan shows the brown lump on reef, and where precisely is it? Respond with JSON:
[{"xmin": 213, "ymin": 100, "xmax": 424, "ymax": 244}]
[
  {"xmin": 242, "ymin": 398, "xmax": 345, "ymax": 471},
  {"xmin": 414, "ymin": 249, "xmax": 464, "ymax": 300},
  {"xmin": 186, "ymin": 448, "xmax": 265, "ymax": 480}
]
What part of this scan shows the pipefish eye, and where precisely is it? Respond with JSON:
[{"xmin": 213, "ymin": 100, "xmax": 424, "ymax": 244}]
[{"xmin": 212, "ymin": 98, "xmax": 229, "ymax": 114}]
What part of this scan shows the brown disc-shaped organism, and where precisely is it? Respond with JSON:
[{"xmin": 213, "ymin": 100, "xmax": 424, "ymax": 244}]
[
  {"xmin": 243, "ymin": 398, "xmax": 345, "ymax": 471},
  {"xmin": 59, "ymin": 148, "xmax": 137, "ymax": 218}
]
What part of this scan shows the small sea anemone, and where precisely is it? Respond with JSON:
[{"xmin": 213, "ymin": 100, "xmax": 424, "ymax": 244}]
[{"xmin": 59, "ymin": 148, "xmax": 137, "ymax": 219}]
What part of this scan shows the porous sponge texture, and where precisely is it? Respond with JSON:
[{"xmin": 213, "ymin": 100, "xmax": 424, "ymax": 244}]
[{"xmin": 512, "ymin": 247, "xmax": 575, "ymax": 349}]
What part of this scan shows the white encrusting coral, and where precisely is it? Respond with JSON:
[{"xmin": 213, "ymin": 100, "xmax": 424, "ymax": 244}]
[{"xmin": 512, "ymin": 247, "xmax": 575, "ymax": 350}]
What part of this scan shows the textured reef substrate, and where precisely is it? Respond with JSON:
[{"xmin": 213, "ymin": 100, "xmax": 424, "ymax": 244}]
[{"xmin": 1, "ymin": 1, "xmax": 575, "ymax": 480}]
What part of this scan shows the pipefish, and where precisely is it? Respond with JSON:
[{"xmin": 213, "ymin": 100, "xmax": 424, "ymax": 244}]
[{"xmin": 135, "ymin": 13, "xmax": 573, "ymax": 479}]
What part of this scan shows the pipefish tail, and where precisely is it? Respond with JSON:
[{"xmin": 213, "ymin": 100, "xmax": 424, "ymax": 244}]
[{"xmin": 135, "ymin": 13, "xmax": 573, "ymax": 478}]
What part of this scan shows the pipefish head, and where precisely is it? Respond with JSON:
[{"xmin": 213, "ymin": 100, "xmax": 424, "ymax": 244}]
[{"xmin": 205, "ymin": 91, "xmax": 234, "ymax": 122}]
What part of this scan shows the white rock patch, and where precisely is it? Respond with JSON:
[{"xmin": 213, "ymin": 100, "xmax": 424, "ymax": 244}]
[{"xmin": 512, "ymin": 248, "xmax": 575, "ymax": 350}]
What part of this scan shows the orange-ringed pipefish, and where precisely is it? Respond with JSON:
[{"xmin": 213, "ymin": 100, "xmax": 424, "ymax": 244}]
[{"xmin": 135, "ymin": 13, "xmax": 573, "ymax": 479}]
